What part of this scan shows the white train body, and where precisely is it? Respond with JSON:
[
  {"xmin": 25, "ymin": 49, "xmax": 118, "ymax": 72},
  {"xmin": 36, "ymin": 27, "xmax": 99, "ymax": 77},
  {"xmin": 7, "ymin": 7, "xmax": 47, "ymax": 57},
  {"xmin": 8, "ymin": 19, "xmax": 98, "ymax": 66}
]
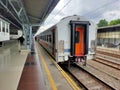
[
  {"xmin": 38, "ymin": 15, "xmax": 97, "ymax": 62},
  {"xmin": 10, "ymin": 30, "xmax": 22, "ymax": 39},
  {"xmin": 0, "ymin": 19, "xmax": 10, "ymax": 42}
]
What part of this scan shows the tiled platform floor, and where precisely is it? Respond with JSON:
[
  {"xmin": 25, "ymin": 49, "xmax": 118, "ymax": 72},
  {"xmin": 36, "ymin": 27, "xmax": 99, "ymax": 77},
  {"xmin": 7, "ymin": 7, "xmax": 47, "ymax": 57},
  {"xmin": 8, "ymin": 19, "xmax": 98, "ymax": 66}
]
[
  {"xmin": 17, "ymin": 52, "xmax": 46, "ymax": 90},
  {"xmin": 0, "ymin": 41, "xmax": 29, "ymax": 90}
]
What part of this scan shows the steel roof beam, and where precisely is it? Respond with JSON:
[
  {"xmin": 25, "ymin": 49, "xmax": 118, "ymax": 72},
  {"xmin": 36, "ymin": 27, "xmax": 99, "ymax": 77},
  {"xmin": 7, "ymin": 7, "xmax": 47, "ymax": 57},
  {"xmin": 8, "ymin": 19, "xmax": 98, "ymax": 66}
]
[
  {"xmin": 0, "ymin": 0, "xmax": 22, "ymax": 25},
  {"xmin": 30, "ymin": 23, "xmax": 41, "ymax": 27},
  {"xmin": 8, "ymin": 0, "xmax": 18, "ymax": 16},
  {"xmin": 28, "ymin": 15, "xmax": 42, "ymax": 21},
  {"xmin": 17, "ymin": 0, "xmax": 29, "ymax": 24},
  {"xmin": 18, "ymin": 7, "xmax": 23, "ymax": 16},
  {"xmin": 8, "ymin": 0, "xmax": 29, "ymax": 24},
  {"xmin": 0, "ymin": 14, "xmax": 20, "ymax": 29}
]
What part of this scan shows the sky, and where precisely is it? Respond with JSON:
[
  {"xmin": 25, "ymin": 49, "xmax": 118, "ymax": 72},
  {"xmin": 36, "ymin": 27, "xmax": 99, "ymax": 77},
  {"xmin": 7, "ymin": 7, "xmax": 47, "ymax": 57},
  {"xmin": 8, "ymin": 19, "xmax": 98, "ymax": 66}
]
[{"xmin": 36, "ymin": 0, "xmax": 120, "ymax": 35}]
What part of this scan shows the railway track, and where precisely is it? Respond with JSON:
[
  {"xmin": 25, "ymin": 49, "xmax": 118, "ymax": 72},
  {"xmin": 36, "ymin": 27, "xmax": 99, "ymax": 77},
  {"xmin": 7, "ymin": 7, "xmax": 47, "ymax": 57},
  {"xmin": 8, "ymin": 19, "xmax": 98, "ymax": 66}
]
[
  {"xmin": 60, "ymin": 63, "xmax": 115, "ymax": 90},
  {"xmin": 96, "ymin": 50, "xmax": 120, "ymax": 59},
  {"xmin": 96, "ymin": 52, "xmax": 120, "ymax": 70}
]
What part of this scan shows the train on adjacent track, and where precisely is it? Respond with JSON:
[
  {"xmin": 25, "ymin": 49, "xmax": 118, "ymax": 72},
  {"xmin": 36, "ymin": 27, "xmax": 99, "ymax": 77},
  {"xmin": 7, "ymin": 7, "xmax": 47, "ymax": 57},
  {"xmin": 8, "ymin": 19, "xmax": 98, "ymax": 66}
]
[
  {"xmin": 0, "ymin": 18, "xmax": 10, "ymax": 42},
  {"xmin": 37, "ymin": 15, "xmax": 97, "ymax": 63},
  {"xmin": 0, "ymin": 18, "xmax": 23, "ymax": 46},
  {"xmin": 10, "ymin": 30, "xmax": 23, "ymax": 40}
]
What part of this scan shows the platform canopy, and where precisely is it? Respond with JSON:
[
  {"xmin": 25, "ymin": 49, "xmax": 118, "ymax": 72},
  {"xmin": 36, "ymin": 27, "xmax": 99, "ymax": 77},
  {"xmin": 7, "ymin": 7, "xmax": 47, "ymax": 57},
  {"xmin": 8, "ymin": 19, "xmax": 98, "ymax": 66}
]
[
  {"xmin": 0, "ymin": 0, "xmax": 59, "ymax": 33},
  {"xmin": 98, "ymin": 24, "xmax": 120, "ymax": 33}
]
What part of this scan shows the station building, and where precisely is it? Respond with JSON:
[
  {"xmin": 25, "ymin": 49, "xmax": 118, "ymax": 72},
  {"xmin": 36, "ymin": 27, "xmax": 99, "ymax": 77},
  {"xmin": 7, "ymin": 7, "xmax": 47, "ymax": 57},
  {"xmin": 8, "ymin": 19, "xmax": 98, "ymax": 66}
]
[{"xmin": 97, "ymin": 24, "xmax": 120, "ymax": 48}]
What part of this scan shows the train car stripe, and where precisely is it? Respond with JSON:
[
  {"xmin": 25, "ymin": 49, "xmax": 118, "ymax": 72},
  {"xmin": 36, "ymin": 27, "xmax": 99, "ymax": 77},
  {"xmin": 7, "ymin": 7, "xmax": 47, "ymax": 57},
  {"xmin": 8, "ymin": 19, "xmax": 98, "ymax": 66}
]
[{"xmin": 64, "ymin": 49, "xmax": 70, "ymax": 52}]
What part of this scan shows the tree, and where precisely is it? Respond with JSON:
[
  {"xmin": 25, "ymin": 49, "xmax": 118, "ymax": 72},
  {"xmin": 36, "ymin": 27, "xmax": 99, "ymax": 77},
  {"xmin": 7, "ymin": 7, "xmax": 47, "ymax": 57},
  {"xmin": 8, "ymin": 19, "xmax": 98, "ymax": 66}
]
[
  {"xmin": 109, "ymin": 19, "xmax": 120, "ymax": 26},
  {"xmin": 97, "ymin": 19, "xmax": 108, "ymax": 27}
]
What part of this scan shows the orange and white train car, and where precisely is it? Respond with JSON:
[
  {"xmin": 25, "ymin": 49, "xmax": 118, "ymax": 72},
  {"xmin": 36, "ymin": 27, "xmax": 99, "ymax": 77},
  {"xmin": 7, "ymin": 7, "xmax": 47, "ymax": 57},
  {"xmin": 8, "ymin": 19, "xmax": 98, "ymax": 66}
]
[{"xmin": 38, "ymin": 15, "xmax": 97, "ymax": 63}]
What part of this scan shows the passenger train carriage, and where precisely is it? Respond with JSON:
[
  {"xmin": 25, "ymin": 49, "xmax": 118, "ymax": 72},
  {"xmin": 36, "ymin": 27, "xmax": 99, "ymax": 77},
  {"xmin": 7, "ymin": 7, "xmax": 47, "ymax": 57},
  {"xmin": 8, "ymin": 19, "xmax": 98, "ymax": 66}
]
[
  {"xmin": 0, "ymin": 18, "xmax": 10, "ymax": 42},
  {"xmin": 38, "ymin": 15, "xmax": 97, "ymax": 63}
]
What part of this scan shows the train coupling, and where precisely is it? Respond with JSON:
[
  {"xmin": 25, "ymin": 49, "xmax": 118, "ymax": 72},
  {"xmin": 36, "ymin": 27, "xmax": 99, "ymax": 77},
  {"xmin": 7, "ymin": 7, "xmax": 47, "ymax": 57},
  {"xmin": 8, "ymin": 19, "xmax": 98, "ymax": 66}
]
[{"xmin": 75, "ymin": 56, "xmax": 87, "ymax": 66}]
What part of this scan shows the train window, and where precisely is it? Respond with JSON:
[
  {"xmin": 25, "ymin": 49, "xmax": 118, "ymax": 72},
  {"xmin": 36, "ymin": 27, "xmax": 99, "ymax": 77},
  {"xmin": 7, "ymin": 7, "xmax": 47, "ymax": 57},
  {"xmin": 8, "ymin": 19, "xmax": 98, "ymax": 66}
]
[
  {"xmin": 47, "ymin": 35, "xmax": 48, "ymax": 42},
  {"xmin": 45, "ymin": 35, "xmax": 47, "ymax": 41},
  {"xmin": 50, "ymin": 35, "xmax": 52, "ymax": 43},
  {"xmin": 44, "ymin": 36, "xmax": 45, "ymax": 40},
  {"xmin": 48, "ymin": 35, "xmax": 52, "ymax": 43},
  {"xmin": 75, "ymin": 31, "xmax": 79, "ymax": 43},
  {"xmin": 43, "ymin": 36, "xmax": 44, "ymax": 40},
  {"xmin": 48, "ymin": 35, "xmax": 49, "ymax": 42},
  {"xmin": 6, "ymin": 24, "xmax": 8, "ymax": 32},
  {"xmin": 6, "ymin": 24, "xmax": 9, "ymax": 33},
  {"xmin": 53, "ymin": 34, "xmax": 55, "ymax": 44},
  {"xmin": 41, "ymin": 36, "xmax": 43, "ymax": 40},
  {"xmin": 46, "ymin": 35, "xmax": 47, "ymax": 41},
  {"xmin": 3, "ymin": 22, "xmax": 5, "ymax": 32},
  {"xmin": 0, "ymin": 20, "xmax": 1, "ymax": 32},
  {"xmin": 45, "ymin": 35, "xmax": 46, "ymax": 41}
]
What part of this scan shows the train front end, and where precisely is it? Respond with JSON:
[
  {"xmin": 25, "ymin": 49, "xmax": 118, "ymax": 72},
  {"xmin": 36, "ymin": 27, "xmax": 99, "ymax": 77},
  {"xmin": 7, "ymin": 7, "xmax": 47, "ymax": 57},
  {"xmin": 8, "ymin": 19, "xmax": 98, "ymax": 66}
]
[
  {"xmin": 69, "ymin": 21, "xmax": 90, "ymax": 65},
  {"xmin": 56, "ymin": 15, "xmax": 97, "ymax": 65}
]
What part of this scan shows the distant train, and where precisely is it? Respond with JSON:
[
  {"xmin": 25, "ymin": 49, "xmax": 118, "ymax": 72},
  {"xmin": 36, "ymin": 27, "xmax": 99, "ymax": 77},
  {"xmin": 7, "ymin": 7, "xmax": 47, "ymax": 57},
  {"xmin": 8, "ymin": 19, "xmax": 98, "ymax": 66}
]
[
  {"xmin": 0, "ymin": 18, "xmax": 23, "ymax": 46},
  {"xmin": 0, "ymin": 18, "xmax": 10, "ymax": 42},
  {"xmin": 10, "ymin": 30, "xmax": 23, "ymax": 40},
  {"xmin": 37, "ymin": 15, "xmax": 97, "ymax": 63}
]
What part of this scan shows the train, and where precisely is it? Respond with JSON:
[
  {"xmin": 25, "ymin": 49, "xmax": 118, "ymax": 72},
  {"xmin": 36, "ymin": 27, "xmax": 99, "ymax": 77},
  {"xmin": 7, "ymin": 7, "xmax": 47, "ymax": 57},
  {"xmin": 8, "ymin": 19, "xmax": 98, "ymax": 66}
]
[
  {"xmin": 0, "ymin": 18, "xmax": 23, "ymax": 47},
  {"xmin": 0, "ymin": 18, "xmax": 10, "ymax": 42},
  {"xmin": 10, "ymin": 30, "xmax": 23, "ymax": 40},
  {"xmin": 0, "ymin": 18, "xmax": 10, "ymax": 46},
  {"xmin": 37, "ymin": 15, "xmax": 97, "ymax": 64}
]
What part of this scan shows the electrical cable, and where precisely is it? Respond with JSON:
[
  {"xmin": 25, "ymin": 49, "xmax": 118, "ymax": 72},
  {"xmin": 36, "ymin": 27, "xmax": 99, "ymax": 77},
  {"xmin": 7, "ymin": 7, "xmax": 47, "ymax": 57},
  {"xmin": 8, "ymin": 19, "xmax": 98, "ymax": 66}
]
[{"xmin": 46, "ymin": 0, "xmax": 73, "ymax": 24}]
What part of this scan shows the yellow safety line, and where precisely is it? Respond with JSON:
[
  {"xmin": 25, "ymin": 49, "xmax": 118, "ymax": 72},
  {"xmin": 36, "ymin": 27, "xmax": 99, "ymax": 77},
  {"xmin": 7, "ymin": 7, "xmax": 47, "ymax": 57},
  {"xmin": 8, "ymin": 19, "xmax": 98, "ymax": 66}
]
[
  {"xmin": 46, "ymin": 51, "xmax": 81, "ymax": 90},
  {"xmin": 36, "ymin": 44, "xmax": 57, "ymax": 90}
]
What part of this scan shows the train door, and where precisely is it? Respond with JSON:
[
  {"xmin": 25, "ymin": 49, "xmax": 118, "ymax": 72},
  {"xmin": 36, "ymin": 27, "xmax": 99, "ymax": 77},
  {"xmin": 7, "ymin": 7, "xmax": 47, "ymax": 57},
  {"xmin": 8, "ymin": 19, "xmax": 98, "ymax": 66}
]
[
  {"xmin": 52, "ymin": 29, "xmax": 55, "ymax": 57},
  {"xmin": 75, "ymin": 25, "xmax": 84, "ymax": 56},
  {"xmin": 70, "ymin": 21, "xmax": 89, "ymax": 56}
]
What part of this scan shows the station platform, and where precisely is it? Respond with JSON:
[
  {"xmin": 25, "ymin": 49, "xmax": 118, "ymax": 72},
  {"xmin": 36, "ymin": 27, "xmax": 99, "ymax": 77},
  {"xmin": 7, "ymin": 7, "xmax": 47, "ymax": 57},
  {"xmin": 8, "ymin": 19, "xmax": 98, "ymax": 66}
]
[
  {"xmin": 0, "ymin": 40, "xmax": 29, "ymax": 90},
  {"xmin": 0, "ymin": 40, "xmax": 78, "ymax": 90},
  {"xmin": 17, "ymin": 41, "xmax": 76, "ymax": 90}
]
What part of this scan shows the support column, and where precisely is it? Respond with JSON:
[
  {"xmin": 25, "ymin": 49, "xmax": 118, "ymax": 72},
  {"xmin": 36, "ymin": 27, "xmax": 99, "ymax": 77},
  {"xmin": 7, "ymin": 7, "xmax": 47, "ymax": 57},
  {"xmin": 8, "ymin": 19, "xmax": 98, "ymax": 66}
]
[
  {"xmin": 30, "ymin": 26, "xmax": 33, "ymax": 52},
  {"xmin": 22, "ymin": 25, "xmax": 28, "ymax": 49}
]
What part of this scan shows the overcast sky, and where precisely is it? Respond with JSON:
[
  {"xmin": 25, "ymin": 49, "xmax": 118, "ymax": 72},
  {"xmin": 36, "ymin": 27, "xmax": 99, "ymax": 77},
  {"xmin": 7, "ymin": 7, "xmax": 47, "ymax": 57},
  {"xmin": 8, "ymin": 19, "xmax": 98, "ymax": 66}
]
[{"xmin": 36, "ymin": 0, "xmax": 120, "ymax": 34}]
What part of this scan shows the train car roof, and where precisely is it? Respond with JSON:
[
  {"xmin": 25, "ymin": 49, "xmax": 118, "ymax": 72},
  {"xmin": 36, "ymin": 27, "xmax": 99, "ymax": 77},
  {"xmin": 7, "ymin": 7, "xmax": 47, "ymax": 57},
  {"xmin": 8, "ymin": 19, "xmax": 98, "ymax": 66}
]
[{"xmin": 39, "ymin": 15, "xmax": 96, "ymax": 35}]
